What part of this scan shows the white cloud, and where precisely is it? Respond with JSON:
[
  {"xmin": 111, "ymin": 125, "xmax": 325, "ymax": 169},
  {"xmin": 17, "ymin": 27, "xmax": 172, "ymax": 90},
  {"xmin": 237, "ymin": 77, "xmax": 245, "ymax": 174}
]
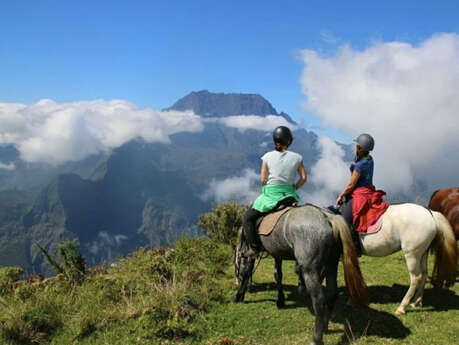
[
  {"xmin": 201, "ymin": 168, "xmax": 260, "ymax": 204},
  {"xmin": 114, "ymin": 234, "xmax": 128, "ymax": 245},
  {"xmin": 205, "ymin": 114, "xmax": 296, "ymax": 132},
  {"xmin": 259, "ymin": 141, "xmax": 269, "ymax": 148},
  {"xmin": 86, "ymin": 231, "xmax": 129, "ymax": 255},
  {"xmin": 0, "ymin": 162, "xmax": 15, "ymax": 170},
  {"xmin": 0, "ymin": 99, "xmax": 203, "ymax": 164},
  {"xmin": 306, "ymin": 137, "xmax": 350, "ymax": 205},
  {"xmin": 0, "ymin": 99, "xmax": 297, "ymax": 166},
  {"xmin": 300, "ymin": 33, "xmax": 459, "ymax": 195}
]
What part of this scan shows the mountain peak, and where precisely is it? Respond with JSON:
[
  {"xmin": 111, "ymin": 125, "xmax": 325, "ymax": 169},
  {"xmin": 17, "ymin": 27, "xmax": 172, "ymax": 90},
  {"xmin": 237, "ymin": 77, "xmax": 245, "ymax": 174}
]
[{"xmin": 165, "ymin": 90, "xmax": 287, "ymax": 119}]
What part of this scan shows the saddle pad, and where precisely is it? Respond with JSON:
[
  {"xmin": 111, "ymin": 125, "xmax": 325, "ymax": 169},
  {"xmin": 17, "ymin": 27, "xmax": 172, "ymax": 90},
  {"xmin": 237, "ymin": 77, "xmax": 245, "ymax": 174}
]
[
  {"xmin": 360, "ymin": 216, "xmax": 383, "ymax": 235},
  {"xmin": 258, "ymin": 207, "xmax": 293, "ymax": 236}
]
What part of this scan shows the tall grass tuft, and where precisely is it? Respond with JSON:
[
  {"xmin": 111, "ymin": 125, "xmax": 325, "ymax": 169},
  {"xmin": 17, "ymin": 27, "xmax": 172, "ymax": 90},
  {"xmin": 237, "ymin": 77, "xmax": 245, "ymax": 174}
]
[{"xmin": 0, "ymin": 294, "xmax": 64, "ymax": 344}]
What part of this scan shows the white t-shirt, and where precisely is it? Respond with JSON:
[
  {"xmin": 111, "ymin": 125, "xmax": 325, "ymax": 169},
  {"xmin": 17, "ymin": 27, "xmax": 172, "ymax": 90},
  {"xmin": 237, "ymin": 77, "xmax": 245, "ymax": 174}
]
[{"xmin": 261, "ymin": 150, "xmax": 303, "ymax": 185}]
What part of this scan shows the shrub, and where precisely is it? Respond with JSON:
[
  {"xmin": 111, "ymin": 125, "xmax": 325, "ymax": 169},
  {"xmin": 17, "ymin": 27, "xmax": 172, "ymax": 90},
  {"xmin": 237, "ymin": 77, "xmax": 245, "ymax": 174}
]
[
  {"xmin": 173, "ymin": 237, "xmax": 230, "ymax": 276},
  {"xmin": 198, "ymin": 201, "xmax": 248, "ymax": 245},
  {"xmin": 36, "ymin": 239, "xmax": 86, "ymax": 285},
  {"xmin": 57, "ymin": 239, "xmax": 86, "ymax": 284},
  {"xmin": 0, "ymin": 267, "xmax": 24, "ymax": 296}
]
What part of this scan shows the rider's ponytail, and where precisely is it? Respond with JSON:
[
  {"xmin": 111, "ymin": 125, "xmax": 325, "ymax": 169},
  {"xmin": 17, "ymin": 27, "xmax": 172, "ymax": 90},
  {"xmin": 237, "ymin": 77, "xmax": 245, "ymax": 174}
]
[
  {"xmin": 274, "ymin": 142, "xmax": 284, "ymax": 151},
  {"xmin": 354, "ymin": 149, "xmax": 370, "ymax": 163}
]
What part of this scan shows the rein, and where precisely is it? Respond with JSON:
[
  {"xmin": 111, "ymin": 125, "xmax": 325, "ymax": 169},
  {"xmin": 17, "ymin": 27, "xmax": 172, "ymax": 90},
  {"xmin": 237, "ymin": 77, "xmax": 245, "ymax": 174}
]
[
  {"xmin": 252, "ymin": 251, "xmax": 269, "ymax": 277},
  {"xmin": 235, "ymin": 240, "xmax": 269, "ymax": 282}
]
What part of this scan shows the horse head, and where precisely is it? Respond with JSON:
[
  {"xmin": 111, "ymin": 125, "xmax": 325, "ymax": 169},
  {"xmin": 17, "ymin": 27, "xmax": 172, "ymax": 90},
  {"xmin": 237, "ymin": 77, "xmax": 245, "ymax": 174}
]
[{"xmin": 233, "ymin": 227, "xmax": 254, "ymax": 286}]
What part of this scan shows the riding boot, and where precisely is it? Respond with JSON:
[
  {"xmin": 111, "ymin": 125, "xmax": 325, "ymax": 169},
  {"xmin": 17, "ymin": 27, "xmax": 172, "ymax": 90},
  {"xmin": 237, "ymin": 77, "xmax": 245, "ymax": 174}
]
[
  {"xmin": 242, "ymin": 209, "xmax": 262, "ymax": 258},
  {"xmin": 350, "ymin": 225, "xmax": 362, "ymax": 257},
  {"xmin": 243, "ymin": 228, "xmax": 260, "ymax": 258}
]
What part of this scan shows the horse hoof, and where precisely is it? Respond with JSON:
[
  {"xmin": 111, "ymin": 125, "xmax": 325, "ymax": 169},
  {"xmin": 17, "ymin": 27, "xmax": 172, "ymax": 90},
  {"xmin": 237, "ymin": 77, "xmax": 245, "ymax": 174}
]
[
  {"xmin": 309, "ymin": 340, "xmax": 324, "ymax": 345},
  {"xmin": 276, "ymin": 300, "xmax": 285, "ymax": 309},
  {"xmin": 410, "ymin": 301, "xmax": 422, "ymax": 308},
  {"xmin": 395, "ymin": 309, "xmax": 405, "ymax": 316},
  {"xmin": 410, "ymin": 298, "xmax": 423, "ymax": 308}
]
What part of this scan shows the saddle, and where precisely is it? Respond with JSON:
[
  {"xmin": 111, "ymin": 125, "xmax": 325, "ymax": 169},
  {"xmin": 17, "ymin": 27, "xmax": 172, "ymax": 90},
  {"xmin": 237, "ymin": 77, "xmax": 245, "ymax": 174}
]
[
  {"xmin": 256, "ymin": 197, "xmax": 297, "ymax": 236},
  {"xmin": 361, "ymin": 216, "xmax": 384, "ymax": 235},
  {"xmin": 327, "ymin": 203, "xmax": 385, "ymax": 236}
]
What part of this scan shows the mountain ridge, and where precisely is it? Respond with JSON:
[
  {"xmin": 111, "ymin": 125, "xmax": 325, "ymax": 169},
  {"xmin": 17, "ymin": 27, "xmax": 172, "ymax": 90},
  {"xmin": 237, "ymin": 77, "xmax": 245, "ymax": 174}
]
[{"xmin": 165, "ymin": 90, "xmax": 295, "ymax": 123}]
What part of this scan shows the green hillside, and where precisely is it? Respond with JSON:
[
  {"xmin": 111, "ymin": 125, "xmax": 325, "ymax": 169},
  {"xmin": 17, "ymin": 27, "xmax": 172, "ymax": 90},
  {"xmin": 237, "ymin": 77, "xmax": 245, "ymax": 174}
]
[{"xmin": 1, "ymin": 236, "xmax": 457, "ymax": 345}]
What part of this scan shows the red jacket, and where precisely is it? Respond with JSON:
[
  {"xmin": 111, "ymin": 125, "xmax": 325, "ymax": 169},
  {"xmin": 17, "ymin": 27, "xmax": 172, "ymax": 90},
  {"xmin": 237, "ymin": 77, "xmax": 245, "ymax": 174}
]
[{"xmin": 352, "ymin": 186, "xmax": 389, "ymax": 233}]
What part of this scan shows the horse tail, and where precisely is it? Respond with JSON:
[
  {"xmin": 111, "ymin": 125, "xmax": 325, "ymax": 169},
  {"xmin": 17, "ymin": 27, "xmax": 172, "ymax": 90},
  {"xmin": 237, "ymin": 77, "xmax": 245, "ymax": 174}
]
[
  {"xmin": 430, "ymin": 211, "xmax": 457, "ymax": 288},
  {"xmin": 330, "ymin": 214, "xmax": 368, "ymax": 306}
]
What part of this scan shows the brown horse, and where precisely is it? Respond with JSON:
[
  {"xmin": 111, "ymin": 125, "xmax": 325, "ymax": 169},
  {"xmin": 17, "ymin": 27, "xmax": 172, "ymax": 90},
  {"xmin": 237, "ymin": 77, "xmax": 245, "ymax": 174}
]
[{"xmin": 429, "ymin": 187, "xmax": 459, "ymax": 240}]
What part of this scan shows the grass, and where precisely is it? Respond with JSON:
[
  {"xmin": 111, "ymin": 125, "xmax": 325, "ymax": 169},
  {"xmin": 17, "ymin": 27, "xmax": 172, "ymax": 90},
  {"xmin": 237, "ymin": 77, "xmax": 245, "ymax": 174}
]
[
  {"xmin": 0, "ymin": 240, "xmax": 457, "ymax": 345},
  {"xmin": 198, "ymin": 253, "xmax": 458, "ymax": 345}
]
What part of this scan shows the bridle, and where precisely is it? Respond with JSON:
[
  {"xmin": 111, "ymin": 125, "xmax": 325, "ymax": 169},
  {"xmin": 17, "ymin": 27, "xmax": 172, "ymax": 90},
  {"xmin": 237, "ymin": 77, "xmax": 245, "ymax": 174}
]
[{"xmin": 233, "ymin": 238, "xmax": 268, "ymax": 285}]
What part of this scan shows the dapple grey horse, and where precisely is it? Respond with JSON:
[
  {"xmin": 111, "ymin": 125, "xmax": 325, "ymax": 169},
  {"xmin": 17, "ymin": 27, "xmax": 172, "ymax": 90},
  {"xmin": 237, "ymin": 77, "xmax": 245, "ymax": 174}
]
[{"xmin": 234, "ymin": 205, "xmax": 368, "ymax": 345}]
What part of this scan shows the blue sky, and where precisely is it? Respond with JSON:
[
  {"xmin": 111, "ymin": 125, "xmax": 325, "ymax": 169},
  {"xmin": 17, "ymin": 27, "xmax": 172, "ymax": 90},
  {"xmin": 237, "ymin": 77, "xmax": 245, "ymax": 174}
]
[{"xmin": 1, "ymin": 0, "xmax": 459, "ymax": 142}]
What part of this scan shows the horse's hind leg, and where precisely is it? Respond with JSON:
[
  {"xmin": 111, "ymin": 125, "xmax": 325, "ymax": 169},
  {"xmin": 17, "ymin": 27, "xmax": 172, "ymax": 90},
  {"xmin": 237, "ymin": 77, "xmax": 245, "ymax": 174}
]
[
  {"xmin": 396, "ymin": 252, "xmax": 423, "ymax": 315},
  {"xmin": 296, "ymin": 261, "xmax": 307, "ymax": 296},
  {"xmin": 274, "ymin": 258, "xmax": 285, "ymax": 308},
  {"xmin": 411, "ymin": 251, "xmax": 428, "ymax": 308},
  {"xmin": 302, "ymin": 269, "xmax": 328, "ymax": 345}
]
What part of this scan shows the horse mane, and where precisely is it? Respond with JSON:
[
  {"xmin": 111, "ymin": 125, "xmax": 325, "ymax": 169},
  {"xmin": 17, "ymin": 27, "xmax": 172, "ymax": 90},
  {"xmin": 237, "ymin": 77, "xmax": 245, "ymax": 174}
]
[{"xmin": 428, "ymin": 189, "xmax": 441, "ymax": 204}]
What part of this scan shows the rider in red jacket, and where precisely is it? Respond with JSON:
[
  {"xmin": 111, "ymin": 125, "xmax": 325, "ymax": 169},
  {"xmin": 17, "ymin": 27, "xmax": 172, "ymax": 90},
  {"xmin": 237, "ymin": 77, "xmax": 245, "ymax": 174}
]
[{"xmin": 336, "ymin": 133, "xmax": 388, "ymax": 253}]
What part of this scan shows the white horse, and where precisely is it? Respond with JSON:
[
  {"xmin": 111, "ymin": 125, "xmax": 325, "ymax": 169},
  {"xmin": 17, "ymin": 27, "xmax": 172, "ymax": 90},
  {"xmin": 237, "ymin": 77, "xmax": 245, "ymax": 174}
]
[{"xmin": 358, "ymin": 203, "xmax": 457, "ymax": 315}]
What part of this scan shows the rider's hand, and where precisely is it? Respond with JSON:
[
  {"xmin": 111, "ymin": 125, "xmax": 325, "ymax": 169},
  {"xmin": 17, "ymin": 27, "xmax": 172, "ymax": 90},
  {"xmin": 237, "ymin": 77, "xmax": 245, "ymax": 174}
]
[{"xmin": 335, "ymin": 195, "xmax": 343, "ymax": 206}]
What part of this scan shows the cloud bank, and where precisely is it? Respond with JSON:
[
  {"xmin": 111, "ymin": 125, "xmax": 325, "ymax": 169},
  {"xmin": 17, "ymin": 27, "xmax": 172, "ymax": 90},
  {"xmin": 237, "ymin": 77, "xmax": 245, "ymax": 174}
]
[
  {"xmin": 301, "ymin": 33, "xmax": 459, "ymax": 195},
  {"xmin": 201, "ymin": 168, "xmax": 259, "ymax": 204},
  {"xmin": 0, "ymin": 99, "xmax": 295, "ymax": 166},
  {"xmin": 207, "ymin": 115, "xmax": 296, "ymax": 132},
  {"xmin": 306, "ymin": 137, "xmax": 350, "ymax": 205},
  {"xmin": 0, "ymin": 162, "xmax": 15, "ymax": 170},
  {"xmin": 86, "ymin": 231, "xmax": 129, "ymax": 256},
  {"xmin": 0, "ymin": 99, "xmax": 204, "ymax": 165}
]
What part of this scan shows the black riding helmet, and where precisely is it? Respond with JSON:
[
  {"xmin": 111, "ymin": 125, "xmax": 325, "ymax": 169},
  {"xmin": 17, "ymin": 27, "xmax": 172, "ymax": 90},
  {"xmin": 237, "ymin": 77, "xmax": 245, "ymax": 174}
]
[
  {"xmin": 273, "ymin": 126, "xmax": 293, "ymax": 146},
  {"xmin": 354, "ymin": 133, "xmax": 374, "ymax": 151}
]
